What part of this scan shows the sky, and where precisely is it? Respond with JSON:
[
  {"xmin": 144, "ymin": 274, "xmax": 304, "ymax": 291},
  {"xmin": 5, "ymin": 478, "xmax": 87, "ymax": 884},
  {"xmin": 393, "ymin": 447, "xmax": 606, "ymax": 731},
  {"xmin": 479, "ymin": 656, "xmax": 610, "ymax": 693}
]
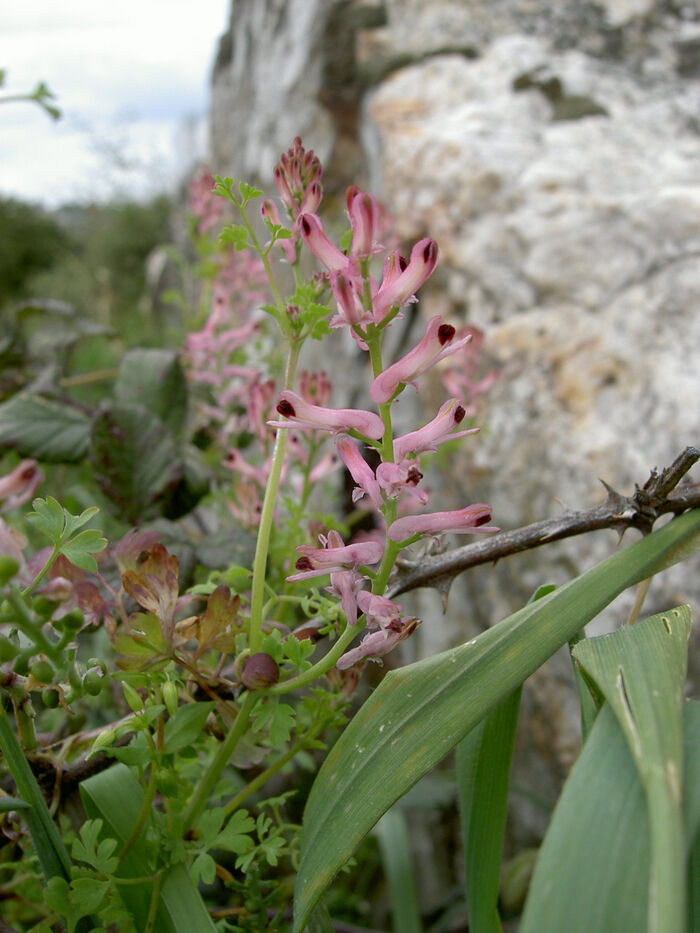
[{"xmin": 2, "ymin": 1, "xmax": 230, "ymax": 207}]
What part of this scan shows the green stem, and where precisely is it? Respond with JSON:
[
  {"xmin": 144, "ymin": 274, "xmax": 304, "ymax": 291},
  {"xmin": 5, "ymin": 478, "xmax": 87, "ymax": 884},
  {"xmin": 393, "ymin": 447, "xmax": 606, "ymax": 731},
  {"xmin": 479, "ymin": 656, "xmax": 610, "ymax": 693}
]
[
  {"xmin": 223, "ymin": 721, "xmax": 324, "ymax": 817},
  {"xmin": 182, "ymin": 691, "xmax": 257, "ymax": 834},
  {"xmin": 266, "ymin": 623, "xmax": 359, "ymax": 695},
  {"xmin": 143, "ymin": 870, "xmax": 163, "ymax": 933},
  {"xmin": 118, "ymin": 762, "xmax": 158, "ymax": 863},
  {"xmin": 22, "ymin": 545, "xmax": 61, "ymax": 598},
  {"xmin": 4, "ymin": 587, "xmax": 56, "ymax": 657},
  {"xmin": 248, "ymin": 339, "xmax": 301, "ymax": 654}
]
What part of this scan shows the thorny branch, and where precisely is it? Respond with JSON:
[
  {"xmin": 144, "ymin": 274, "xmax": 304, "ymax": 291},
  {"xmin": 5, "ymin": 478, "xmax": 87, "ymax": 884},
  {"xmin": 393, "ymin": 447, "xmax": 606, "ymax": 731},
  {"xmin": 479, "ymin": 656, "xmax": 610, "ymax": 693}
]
[
  {"xmin": 388, "ymin": 447, "xmax": 700, "ymax": 598},
  {"xmin": 9, "ymin": 450, "xmax": 700, "ymax": 795}
]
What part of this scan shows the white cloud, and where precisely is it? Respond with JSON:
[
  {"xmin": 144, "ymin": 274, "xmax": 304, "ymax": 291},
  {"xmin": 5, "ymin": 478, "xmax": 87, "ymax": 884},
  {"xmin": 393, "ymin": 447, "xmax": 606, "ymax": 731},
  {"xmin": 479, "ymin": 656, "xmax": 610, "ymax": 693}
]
[{"xmin": 1, "ymin": 0, "xmax": 230, "ymax": 205}]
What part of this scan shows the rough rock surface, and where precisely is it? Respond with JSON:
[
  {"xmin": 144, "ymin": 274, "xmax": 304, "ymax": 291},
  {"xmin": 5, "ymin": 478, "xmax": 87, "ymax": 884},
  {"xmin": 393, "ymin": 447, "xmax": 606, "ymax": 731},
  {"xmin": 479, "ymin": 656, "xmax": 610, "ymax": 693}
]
[{"xmin": 209, "ymin": 0, "xmax": 700, "ymax": 895}]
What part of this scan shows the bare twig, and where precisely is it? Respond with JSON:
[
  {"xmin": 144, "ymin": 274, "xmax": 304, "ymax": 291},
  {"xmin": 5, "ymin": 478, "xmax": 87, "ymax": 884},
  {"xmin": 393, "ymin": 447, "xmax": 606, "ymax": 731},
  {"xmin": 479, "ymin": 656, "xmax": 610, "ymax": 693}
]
[{"xmin": 389, "ymin": 448, "xmax": 700, "ymax": 598}]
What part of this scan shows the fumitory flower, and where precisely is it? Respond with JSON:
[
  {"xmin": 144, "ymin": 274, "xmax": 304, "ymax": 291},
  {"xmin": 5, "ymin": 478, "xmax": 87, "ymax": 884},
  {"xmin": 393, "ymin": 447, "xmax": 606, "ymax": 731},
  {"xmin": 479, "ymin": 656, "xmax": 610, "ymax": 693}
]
[
  {"xmin": 336, "ymin": 614, "xmax": 420, "ymax": 670},
  {"xmin": 287, "ymin": 530, "xmax": 384, "ymax": 582},
  {"xmin": 375, "ymin": 459, "xmax": 428, "ymax": 505},
  {"xmin": 393, "ymin": 398, "xmax": 478, "ymax": 460},
  {"xmin": 336, "ymin": 436, "xmax": 383, "ymax": 510},
  {"xmin": 388, "ymin": 505, "xmax": 499, "ymax": 543},
  {"xmin": 370, "ymin": 315, "xmax": 472, "ymax": 404},
  {"xmin": 0, "ymin": 460, "xmax": 43, "ymax": 512},
  {"xmin": 371, "ymin": 238, "xmax": 439, "ymax": 324},
  {"xmin": 269, "ymin": 390, "xmax": 385, "ymax": 440}
]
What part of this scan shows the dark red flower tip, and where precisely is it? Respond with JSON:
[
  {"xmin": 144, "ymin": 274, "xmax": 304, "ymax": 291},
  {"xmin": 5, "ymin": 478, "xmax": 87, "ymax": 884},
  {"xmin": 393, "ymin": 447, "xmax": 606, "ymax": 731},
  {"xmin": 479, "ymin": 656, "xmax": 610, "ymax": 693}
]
[
  {"xmin": 398, "ymin": 255, "xmax": 409, "ymax": 272},
  {"xmin": 423, "ymin": 241, "xmax": 437, "ymax": 262},
  {"xmin": 300, "ymin": 216, "xmax": 312, "ymax": 236},
  {"xmin": 438, "ymin": 324, "xmax": 455, "ymax": 345},
  {"xmin": 475, "ymin": 511, "xmax": 492, "ymax": 527},
  {"xmin": 241, "ymin": 652, "xmax": 280, "ymax": 690},
  {"xmin": 454, "ymin": 404, "xmax": 466, "ymax": 424},
  {"xmin": 407, "ymin": 467, "xmax": 423, "ymax": 485},
  {"xmin": 276, "ymin": 399, "xmax": 296, "ymax": 417},
  {"xmin": 295, "ymin": 556, "xmax": 314, "ymax": 571}
]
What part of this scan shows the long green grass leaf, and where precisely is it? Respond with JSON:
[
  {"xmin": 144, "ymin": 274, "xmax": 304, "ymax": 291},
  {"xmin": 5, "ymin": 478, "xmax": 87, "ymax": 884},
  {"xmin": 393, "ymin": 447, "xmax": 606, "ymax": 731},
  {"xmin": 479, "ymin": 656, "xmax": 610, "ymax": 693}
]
[
  {"xmin": 572, "ymin": 607, "xmax": 691, "ymax": 933},
  {"xmin": 0, "ymin": 706, "xmax": 71, "ymax": 881},
  {"xmin": 457, "ymin": 687, "xmax": 521, "ymax": 933},
  {"xmin": 374, "ymin": 807, "xmax": 422, "ymax": 933},
  {"xmin": 293, "ymin": 509, "xmax": 700, "ymax": 930}
]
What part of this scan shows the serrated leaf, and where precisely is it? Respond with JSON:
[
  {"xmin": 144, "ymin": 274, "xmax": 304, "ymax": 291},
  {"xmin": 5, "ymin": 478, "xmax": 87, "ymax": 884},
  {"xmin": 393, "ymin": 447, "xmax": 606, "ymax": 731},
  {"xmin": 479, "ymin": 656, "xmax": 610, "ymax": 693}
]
[
  {"xmin": 293, "ymin": 508, "xmax": 700, "ymax": 930},
  {"xmin": 191, "ymin": 852, "xmax": 216, "ymax": 886},
  {"xmin": 219, "ymin": 224, "xmax": 249, "ymax": 250},
  {"xmin": 114, "ymin": 349, "xmax": 188, "ymax": 436},
  {"xmin": 238, "ymin": 181, "xmax": 262, "ymax": 204},
  {"xmin": 0, "ymin": 394, "xmax": 91, "ymax": 462}
]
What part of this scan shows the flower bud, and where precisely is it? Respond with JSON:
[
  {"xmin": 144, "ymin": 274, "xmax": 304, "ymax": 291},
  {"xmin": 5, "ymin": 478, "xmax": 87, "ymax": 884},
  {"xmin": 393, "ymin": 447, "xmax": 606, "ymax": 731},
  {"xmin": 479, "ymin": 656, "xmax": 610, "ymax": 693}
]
[
  {"xmin": 43, "ymin": 687, "xmax": 60, "ymax": 709},
  {"xmin": 241, "ymin": 653, "xmax": 280, "ymax": 690},
  {"xmin": 0, "ymin": 555, "xmax": 20, "ymax": 586},
  {"xmin": 29, "ymin": 659, "xmax": 54, "ymax": 684},
  {"xmin": 162, "ymin": 681, "xmax": 179, "ymax": 718},
  {"xmin": 0, "ymin": 636, "xmax": 19, "ymax": 663},
  {"xmin": 122, "ymin": 681, "xmax": 144, "ymax": 712}
]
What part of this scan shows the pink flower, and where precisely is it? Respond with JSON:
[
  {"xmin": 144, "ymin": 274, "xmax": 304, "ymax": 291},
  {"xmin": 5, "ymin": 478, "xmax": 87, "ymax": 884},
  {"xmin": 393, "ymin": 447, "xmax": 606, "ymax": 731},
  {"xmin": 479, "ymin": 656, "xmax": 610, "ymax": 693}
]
[
  {"xmin": 388, "ymin": 505, "xmax": 499, "ymax": 542},
  {"xmin": 329, "ymin": 270, "xmax": 372, "ymax": 329},
  {"xmin": 298, "ymin": 370, "xmax": 333, "ymax": 408},
  {"xmin": 372, "ymin": 238, "xmax": 439, "ymax": 323},
  {"xmin": 370, "ymin": 316, "xmax": 472, "ymax": 404},
  {"xmin": 268, "ymin": 390, "xmax": 385, "ymax": 440},
  {"xmin": 393, "ymin": 398, "xmax": 478, "ymax": 460},
  {"xmin": 298, "ymin": 214, "xmax": 351, "ymax": 273},
  {"xmin": 347, "ymin": 188, "xmax": 382, "ymax": 259},
  {"xmin": 356, "ymin": 591, "xmax": 405, "ymax": 630},
  {"xmin": 375, "ymin": 460, "xmax": 429, "ymax": 505},
  {"xmin": 188, "ymin": 167, "xmax": 223, "ymax": 234},
  {"xmin": 327, "ymin": 569, "xmax": 365, "ymax": 626},
  {"xmin": 261, "ymin": 198, "xmax": 297, "ymax": 263},
  {"xmin": 287, "ymin": 530, "xmax": 384, "ymax": 582},
  {"xmin": 336, "ymin": 616, "xmax": 420, "ymax": 670},
  {"xmin": 0, "ymin": 460, "xmax": 43, "ymax": 512},
  {"xmin": 336, "ymin": 437, "xmax": 383, "ymax": 510}
]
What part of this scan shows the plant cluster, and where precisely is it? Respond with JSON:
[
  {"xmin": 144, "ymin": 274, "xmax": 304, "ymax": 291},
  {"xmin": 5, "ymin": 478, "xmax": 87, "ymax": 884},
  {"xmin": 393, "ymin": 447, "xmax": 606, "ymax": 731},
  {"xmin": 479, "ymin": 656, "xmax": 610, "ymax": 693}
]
[{"xmin": 0, "ymin": 138, "xmax": 698, "ymax": 933}]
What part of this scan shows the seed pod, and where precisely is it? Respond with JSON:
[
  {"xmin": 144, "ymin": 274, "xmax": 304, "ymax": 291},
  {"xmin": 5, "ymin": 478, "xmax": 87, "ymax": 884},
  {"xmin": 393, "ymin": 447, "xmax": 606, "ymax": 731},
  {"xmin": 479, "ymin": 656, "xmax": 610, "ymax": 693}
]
[
  {"xmin": 43, "ymin": 688, "xmax": 60, "ymax": 709},
  {"xmin": 29, "ymin": 659, "xmax": 54, "ymax": 684},
  {"xmin": 0, "ymin": 636, "xmax": 19, "ymax": 663},
  {"xmin": 82, "ymin": 669, "xmax": 104, "ymax": 696},
  {"xmin": 162, "ymin": 681, "xmax": 179, "ymax": 718},
  {"xmin": 241, "ymin": 652, "xmax": 280, "ymax": 690}
]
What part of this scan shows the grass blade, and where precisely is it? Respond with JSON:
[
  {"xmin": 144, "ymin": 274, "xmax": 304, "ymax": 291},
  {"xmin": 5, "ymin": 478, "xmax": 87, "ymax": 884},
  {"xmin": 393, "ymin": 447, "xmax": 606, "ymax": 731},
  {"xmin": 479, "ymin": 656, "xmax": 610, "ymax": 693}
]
[
  {"xmin": 374, "ymin": 806, "xmax": 422, "ymax": 933},
  {"xmin": 572, "ymin": 607, "xmax": 691, "ymax": 933},
  {"xmin": 456, "ymin": 687, "xmax": 521, "ymax": 933}
]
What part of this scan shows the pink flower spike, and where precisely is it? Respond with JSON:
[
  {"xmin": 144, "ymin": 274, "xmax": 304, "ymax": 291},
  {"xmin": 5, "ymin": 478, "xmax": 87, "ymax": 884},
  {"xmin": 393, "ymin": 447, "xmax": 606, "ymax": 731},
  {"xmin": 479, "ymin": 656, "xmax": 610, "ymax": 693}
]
[
  {"xmin": 336, "ymin": 617, "xmax": 420, "ymax": 670},
  {"xmin": 370, "ymin": 316, "xmax": 471, "ymax": 405},
  {"xmin": 336, "ymin": 436, "xmax": 383, "ymax": 510},
  {"xmin": 268, "ymin": 390, "xmax": 385, "ymax": 440},
  {"xmin": 388, "ymin": 505, "xmax": 499, "ymax": 543},
  {"xmin": 393, "ymin": 398, "xmax": 479, "ymax": 460},
  {"xmin": 348, "ymin": 189, "xmax": 381, "ymax": 259},
  {"xmin": 298, "ymin": 214, "xmax": 349, "ymax": 272},
  {"xmin": 373, "ymin": 238, "xmax": 439, "ymax": 323}
]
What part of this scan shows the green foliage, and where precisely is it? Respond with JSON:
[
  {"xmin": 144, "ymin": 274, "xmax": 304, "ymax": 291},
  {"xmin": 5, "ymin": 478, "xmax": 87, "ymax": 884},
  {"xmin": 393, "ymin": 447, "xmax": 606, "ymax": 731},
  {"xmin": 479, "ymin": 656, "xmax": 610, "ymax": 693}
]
[{"xmin": 0, "ymin": 198, "xmax": 72, "ymax": 306}]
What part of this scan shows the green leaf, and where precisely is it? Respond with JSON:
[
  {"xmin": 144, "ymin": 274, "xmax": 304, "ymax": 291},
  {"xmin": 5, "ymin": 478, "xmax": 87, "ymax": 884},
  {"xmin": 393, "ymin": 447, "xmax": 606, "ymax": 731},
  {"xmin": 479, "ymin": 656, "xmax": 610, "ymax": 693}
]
[
  {"xmin": 61, "ymin": 528, "xmax": 107, "ymax": 571},
  {"xmin": 89, "ymin": 401, "xmax": 184, "ymax": 522},
  {"xmin": 238, "ymin": 181, "xmax": 263, "ymax": 204},
  {"xmin": 26, "ymin": 496, "xmax": 67, "ymax": 542},
  {"xmin": 374, "ymin": 807, "xmax": 422, "ymax": 933},
  {"xmin": 72, "ymin": 819, "xmax": 119, "ymax": 875},
  {"xmin": 0, "ymin": 795, "xmax": 30, "ymax": 812},
  {"xmin": 114, "ymin": 349, "xmax": 188, "ymax": 436},
  {"xmin": 162, "ymin": 702, "xmax": 214, "ymax": 755},
  {"xmin": 292, "ymin": 509, "xmax": 700, "ymax": 930},
  {"xmin": 572, "ymin": 607, "xmax": 691, "ymax": 933},
  {"xmin": 457, "ymin": 687, "xmax": 521, "ymax": 933},
  {"xmin": 219, "ymin": 224, "xmax": 249, "ymax": 250},
  {"xmin": 0, "ymin": 393, "xmax": 91, "ymax": 462}
]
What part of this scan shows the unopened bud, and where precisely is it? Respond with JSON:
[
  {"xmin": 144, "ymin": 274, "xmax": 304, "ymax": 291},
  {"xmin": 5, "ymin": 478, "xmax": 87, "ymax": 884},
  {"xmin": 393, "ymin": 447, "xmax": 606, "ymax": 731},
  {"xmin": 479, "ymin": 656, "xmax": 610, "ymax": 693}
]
[{"xmin": 241, "ymin": 653, "xmax": 279, "ymax": 690}]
